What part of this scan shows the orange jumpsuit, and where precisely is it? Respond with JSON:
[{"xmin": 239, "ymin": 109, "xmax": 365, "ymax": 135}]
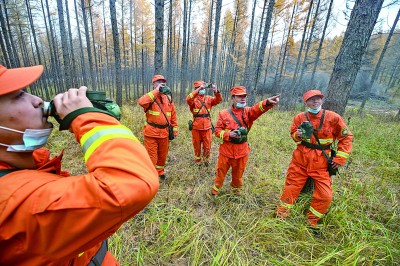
[
  {"xmin": 186, "ymin": 90, "xmax": 222, "ymax": 163},
  {"xmin": 277, "ymin": 109, "xmax": 353, "ymax": 226},
  {"xmin": 212, "ymin": 100, "xmax": 274, "ymax": 194},
  {"xmin": 0, "ymin": 112, "xmax": 159, "ymax": 265},
  {"xmin": 138, "ymin": 89, "xmax": 178, "ymax": 176}
]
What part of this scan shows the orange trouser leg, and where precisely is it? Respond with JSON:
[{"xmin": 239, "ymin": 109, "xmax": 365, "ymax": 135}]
[
  {"xmin": 213, "ymin": 154, "xmax": 231, "ymax": 190},
  {"xmin": 144, "ymin": 136, "xmax": 169, "ymax": 176},
  {"xmin": 279, "ymin": 160, "xmax": 309, "ymax": 205},
  {"xmin": 231, "ymin": 155, "xmax": 248, "ymax": 189},
  {"xmin": 201, "ymin": 129, "xmax": 212, "ymax": 160},
  {"xmin": 307, "ymin": 169, "xmax": 333, "ymax": 225},
  {"xmin": 192, "ymin": 130, "xmax": 202, "ymax": 162}
]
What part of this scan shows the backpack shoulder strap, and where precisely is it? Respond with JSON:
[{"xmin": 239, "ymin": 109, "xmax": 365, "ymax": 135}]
[{"xmin": 228, "ymin": 108, "xmax": 243, "ymax": 128}]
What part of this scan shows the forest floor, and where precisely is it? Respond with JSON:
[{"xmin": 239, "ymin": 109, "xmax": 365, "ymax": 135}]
[{"xmin": 48, "ymin": 101, "xmax": 399, "ymax": 265}]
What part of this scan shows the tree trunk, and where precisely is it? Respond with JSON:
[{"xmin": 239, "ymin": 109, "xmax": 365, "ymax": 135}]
[
  {"xmin": 298, "ymin": 0, "xmax": 321, "ymax": 90},
  {"xmin": 56, "ymin": 0, "xmax": 71, "ymax": 88},
  {"xmin": 324, "ymin": 0, "xmax": 384, "ymax": 115},
  {"xmin": 81, "ymin": 0, "xmax": 97, "ymax": 89},
  {"xmin": 180, "ymin": 0, "xmax": 189, "ymax": 103},
  {"xmin": 359, "ymin": 8, "xmax": 399, "ymax": 111},
  {"xmin": 109, "ymin": 0, "xmax": 122, "ymax": 106},
  {"xmin": 74, "ymin": 0, "xmax": 87, "ymax": 85},
  {"xmin": 154, "ymin": 0, "xmax": 164, "ymax": 73},
  {"xmin": 289, "ymin": 0, "xmax": 314, "ymax": 99},
  {"xmin": 65, "ymin": 0, "xmax": 77, "ymax": 86},
  {"xmin": 210, "ymin": 0, "xmax": 222, "ymax": 83},
  {"xmin": 242, "ymin": 0, "xmax": 257, "ymax": 87},
  {"xmin": 202, "ymin": 0, "xmax": 214, "ymax": 81},
  {"xmin": 311, "ymin": 0, "xmax": 333, "ymax": 84}
]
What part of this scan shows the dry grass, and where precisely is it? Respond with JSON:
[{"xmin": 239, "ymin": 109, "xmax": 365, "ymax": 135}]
[{"xmin": 48, "ymin": 102, "xmax": 400, "ymax": 265}]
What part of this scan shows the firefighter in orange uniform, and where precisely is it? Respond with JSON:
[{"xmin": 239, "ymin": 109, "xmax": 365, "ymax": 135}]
[
  {"xmin": 186, "ymin": 81, "xmax": 222, "ymax": 165},
  {"xmin": 276, "ymin": 90, "xmax": 353, "ymax": 228},
  {"xmin": 0, "ymin": 64, "xmax": 159, "ymax": 265},
  {"xmin": 138, "ymin": 75, "xmax": 178, "ymax": 180},
  {"xmin": 211, "ymin": 86, "xmax": 280, "ymax": 195}
]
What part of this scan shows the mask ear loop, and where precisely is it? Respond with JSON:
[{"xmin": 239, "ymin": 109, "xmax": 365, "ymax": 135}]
[{"xmin": 0, "ymin": 125, "xmax": 24, "ymax": 134}]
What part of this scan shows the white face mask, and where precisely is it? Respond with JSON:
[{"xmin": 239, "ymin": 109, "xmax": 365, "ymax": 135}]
[
  {"xmin": 236, "ymin": 102, "xmax": 246, "ymax": 109},
  {"xmin": 199, "ymin": 89, "xmax": 206, "ymax": 95},
  {"xmin": 308, "ymin": 106, "xmax": 322, "ymax": 114},
  {"xmin": 0, "ymin": 125, "xmax": 53, "ymax": 152}
]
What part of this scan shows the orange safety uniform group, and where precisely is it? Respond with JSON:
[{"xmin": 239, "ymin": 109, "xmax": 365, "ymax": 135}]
[
  {"xmin": 0, "ymin": 112, "xmax": 159, "ymax": 265},
  {"xmin": 138, "ymin": 75, "xmax": 178, "ymax": 177},
  {"xmin": 277, "ymin": 90, "xmax": 353, "ymax": 227},
  {"xmin": 186, "ymin": 81, "xmax": 222, "ymax": 163},
  {"xmin": 212, "ymin": 87, "xmax": 275, "ymax": 195}
]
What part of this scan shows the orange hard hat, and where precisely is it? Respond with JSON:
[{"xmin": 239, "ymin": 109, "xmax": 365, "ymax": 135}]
[
  {"xmin": 230, "ymin": 86, "xmax": 247, "ymax": 96},
  {"xmin": 303, "ymin": 89, "xmax": 324, "ymax": 102},
  {"xmin": 152, "ymin": 74, "xmax": 167, "ymax": 83},
  {"xmin": 0, "ymin": 64, "xmax": 44, "ymax": 96},
  {"xmin": 194, "ymin": 80, "xmax": 204, "ymax": 88}
]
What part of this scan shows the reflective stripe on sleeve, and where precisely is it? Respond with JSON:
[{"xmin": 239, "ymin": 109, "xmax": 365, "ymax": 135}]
[
  {"xmin": 258, "ymin": 101, "xmax": 265, "ymax": 112},
  {"xmin": 336, "ymin": 150, "xmax": 350, "ymax": 159},
  {"xmin": 80, "ymin": 125, "xmax": 138, "ymax": 162},
  {"xmin": 213, "ymin": 185, "xmax": 220, "ymax": 192},
  {"xmin": 166, "ymin": 112, "xmax": 171, "ymax": 116},
  {"xmin": 147, "ymin": 92, "xmax": 155, "ymax": 100},
  {"xmin": 156, "ymin": 165, "xmax": 164, "ymax": 169},
  {"xmin": 189, "ymin": 93, "xmax": 194, "ymax": 98}
]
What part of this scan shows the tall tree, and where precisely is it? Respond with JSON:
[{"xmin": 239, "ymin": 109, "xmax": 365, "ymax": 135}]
[
  {"xmin": 56, "ymin": 0, "xmax": 71, "ymax": 88},
  {"xmin": 81, "ymin": 0, "xmax": 97, "ymax": 89},
  {"xmin": 210, "ymin": 0, "xmax": 222, "ymax": 82},
  {"xmin": 180, "ymin": 0, "xmax": 189, "ymax": 103},
  {"xmin": 360, "ymin": 8, "xmax": 400, "ymax": 111},
  {"xmin": 311, "ymin": 0, "xmax": 333, "ymax": 84},
  {"xmin": 324, "ymin": 0, "xmax": 384, "ymax": 115},
  {"xmin": 65, "ymin": 0, "xmax": 77, "ymax": 86},
  {"xmin": 74, "ymin": 0, "xmax": 87, "ymax": 85},
  {"xmin": 242, "ymin": 0, "xmax": 257, "ymax": 87},
  {"xmin": 109, "ymin": 0, "xmax": 122, "ymax": 106},
  {"xmin": 154, "ymin": 0, "xmax": 164, "ymax": 73}
]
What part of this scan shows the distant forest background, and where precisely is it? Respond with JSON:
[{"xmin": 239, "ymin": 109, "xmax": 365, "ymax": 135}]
[{"xmin": 0, "ymin": 0, "xmax": 399, "ymax": 116}]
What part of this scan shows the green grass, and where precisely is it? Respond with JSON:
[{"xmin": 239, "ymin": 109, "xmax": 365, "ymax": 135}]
[{"xmin": 48, "ymin": 103, "xmax": 400, "ymax": 265}]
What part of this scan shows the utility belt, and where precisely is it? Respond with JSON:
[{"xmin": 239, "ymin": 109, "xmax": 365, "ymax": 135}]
[
  {"xmin": 147, "ymin": 121, "xmax": 169, "ymax": 129},
  {"xmin": 301, "ymin": 141, "xmax": 331, "ymax": 150},
  {"xmin": 88, "ymin": 239, "xmax": 108, "ymax": 266},
  {"xmin": 193, "ymin": 114, "xmax": 210, "ymax": 118}
]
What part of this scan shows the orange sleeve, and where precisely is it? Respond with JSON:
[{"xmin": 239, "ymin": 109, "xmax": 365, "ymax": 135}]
[
  {"xmin": 211, "ymin": 92, "xmax": 223, "ymax": 106},
  {"xmin": 138, "ymin": 89, "xmax": 160, "ymax": 111},
  {"xmin": 28, "ymin": 113, "xmax": 159, "ymax": 261},
  {"xmin": 331, "ymin": 113, "xmax": 353, "ymax": 165}
]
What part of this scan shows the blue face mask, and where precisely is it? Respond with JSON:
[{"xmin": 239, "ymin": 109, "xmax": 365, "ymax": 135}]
[
  {"xmin": 236, "ymin": 102, "xmax": 247, "ymax": 109},
  {"xmin": 0, "ymin": 126, "xmax": 53, "ymax": 152},
  {"xmin": 199, "ymin": 89, "xmax": 206, "ymax": 95},
  {"xmin": 308, "ymin": 106, "xmax": 322, "ymax": 114}
]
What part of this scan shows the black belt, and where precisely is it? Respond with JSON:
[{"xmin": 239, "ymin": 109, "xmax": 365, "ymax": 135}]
[
  {"xmin": 147, "ymin": 121, "xmax": 169, "ymax": 129},
  {"xmin": 301, "ymin": 141, "xmax": 331, "ymax": 150},
  {"xmin": 88, "ymin": 239, "xmax": 108, "ymax": 266},
  {"xmin": 193, "ymin": 114, "xmax": 210, "ymax": 118}
]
